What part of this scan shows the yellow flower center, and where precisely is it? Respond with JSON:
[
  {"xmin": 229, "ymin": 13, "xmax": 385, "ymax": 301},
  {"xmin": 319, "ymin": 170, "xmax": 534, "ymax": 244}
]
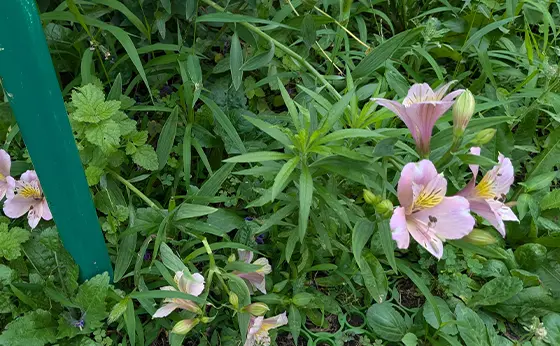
[
  {"xmin": 474, "ymin": 175, "xmax": 495, "ymax": 199},
  {"xmin": 0, "ymin": 173, "xmax": 4, "ymax": 181},
  {"xmin": 18, "ymin": 183, "xmax": 42, "ymax": 199},
  {"xmin": 413, "ymin": 189, "xmax": 444, "ymax": 211}
]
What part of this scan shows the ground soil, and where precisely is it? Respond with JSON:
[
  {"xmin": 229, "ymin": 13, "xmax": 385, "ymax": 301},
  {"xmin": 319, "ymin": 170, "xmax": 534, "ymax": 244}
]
[
  {"xmin": 396, "ymin": 278, "xmax": 426, "ymax": 308},
  {"xmin": 305, "ymin": 314, "xmax": 341, "ymax": 333}
]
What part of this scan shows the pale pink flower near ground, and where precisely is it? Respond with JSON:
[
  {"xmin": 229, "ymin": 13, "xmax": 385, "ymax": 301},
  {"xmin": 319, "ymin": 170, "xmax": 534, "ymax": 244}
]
[
  {"xmin": 152, "ymin": 271, "xmax": 205, "ymax": 318},
  {"xmin": 3, "ymin": 170, "xmax": 51, "ymax": 229},
  {"xmin": 373, "ymin": 82, "xmax": 464, "ymax": 156},
  {"xmin": 0, "ymin": 150, "xmax": 15, "ymax": 200},
  {"xmin": 245, "ymin": 312, "xmax": 288, "ymax": 346},
  {"xmin": 390, "ymin": 160, "xmax": 475, "ymax": 259},
  {"xmin": 458, "ymin": 147, "xmax": 519, "ymax": 236},
  {"xmin": 236, "ymin": 250, "xmax": 272, "ymax": 294}
]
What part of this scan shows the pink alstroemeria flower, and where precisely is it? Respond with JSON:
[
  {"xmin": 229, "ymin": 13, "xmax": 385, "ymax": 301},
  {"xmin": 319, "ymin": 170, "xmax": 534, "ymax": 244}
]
[
  {"xmin": 3, "ymin": 170, "xmax": 51, "ymax": 229},
  {"xmin": 390, "ymin": 160, "xmax": 475, "ymax": 259},
  {"xmin": 152, "ymin": 271, "xmax": 205, "ymax": 318},
  {"xmin": 373, "ymin": 82, "xmax": 464, "ymax": 156},
  {"xmin": 458, "ymin": 147, "xmax": 519, "ymax": 236},
  {"xmin": 236, "ymin": 250, "xmax": 272, "ymax": 294},
  {"xmin": 245, "ymin": 312, "xmax": 288, "ymax": 346},
  {"xmin": 0, "ymin": 150, "xmax": 15, "ymax": 200}
]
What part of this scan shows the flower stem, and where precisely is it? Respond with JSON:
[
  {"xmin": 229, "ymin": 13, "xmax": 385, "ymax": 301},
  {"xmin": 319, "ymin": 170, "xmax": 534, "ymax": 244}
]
[{"xmin": 435, "ymin": 136, "xmax": 462, "ymax": 169}]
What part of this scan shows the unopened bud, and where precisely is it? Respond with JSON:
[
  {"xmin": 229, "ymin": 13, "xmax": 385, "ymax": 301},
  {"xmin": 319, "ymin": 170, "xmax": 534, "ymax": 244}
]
[
  {"xmin": 200, "ymin": 316, "xmax": 215, "ymax": 323},
  {"xmin": 363, "ymin": 189, "xmax": 381, "ymax": 205},
  {"xmin": 463, "ymin": 229, "xmax": 497, "ymax": 246},
  {"xmin": 453, "ymin": 89, "xmax": 475, "ymax": 138},
  {"xmin": 228, "ymin": 253, "xmax": 236, "ymax": 263},
  {"xmin": 375, "ymin": 200, "xmax": 393, "ymax": 218},
  {"xmin": 229, "ymin": 292, "xmax": 239, "ymax": 308},
  {"xmin": 470, "ymin": 129, "xmax": 496, "ymax": 146},
  {"xmin": 241, "ymin": 302, "xmax": 270, "ymax": 316},
  {"xmin": 172, "ymin": 318, "xmax": 199, "ymax": 335}
]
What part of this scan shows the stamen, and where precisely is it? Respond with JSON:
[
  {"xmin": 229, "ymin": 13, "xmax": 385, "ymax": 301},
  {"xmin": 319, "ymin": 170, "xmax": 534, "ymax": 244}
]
[{"xmin": 17, "ymin": 183, "xmax": 42, "ymax": 199}]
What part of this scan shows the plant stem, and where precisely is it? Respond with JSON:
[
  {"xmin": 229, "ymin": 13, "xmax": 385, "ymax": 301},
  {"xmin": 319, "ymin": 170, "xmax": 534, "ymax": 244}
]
[
  {"xmin": 109, "ymin": 170, "xmax": 160, "ymax": 210},
  {"xmin": 435, "ymin": 136, "xmax": 462, "ymax": 169},
  {"xmin": 200, "ymin": 0, "xmax": 341, "ymax": 99}
]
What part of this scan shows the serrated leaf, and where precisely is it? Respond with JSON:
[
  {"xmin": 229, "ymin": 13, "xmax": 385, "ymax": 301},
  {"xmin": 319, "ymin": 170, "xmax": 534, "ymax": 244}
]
[
  {"xmin": 72, "ymin": 84, "xmax": 120, "ymax": 123},
  {"xmin": 0, "ymin": 224, "xmax": 29, "ymax": 260},
  {"xmin": 85, "ymin": 165, "xmax": 104, "ymax": 186},
  {"xmin": 541, "ymin": 189, "xmax": 560, "ymax": 210},
  {"xmin": 74, "ymin": 272, "xmax": 110, "ymax": 331},
  {"xmin": 133, "ymin": 144, "xmax": 158, "ymax": 170},
  {"xmin": 0, "ymin": 309, "xmax": 57, "ymax": 346},
  {"xmin": 85, "ymin": 119, "xmax": 121, "ymax": 153}
]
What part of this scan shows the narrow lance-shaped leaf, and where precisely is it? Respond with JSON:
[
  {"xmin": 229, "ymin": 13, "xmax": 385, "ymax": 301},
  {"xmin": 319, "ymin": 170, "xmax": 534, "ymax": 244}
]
[
  {"xmin": 156, "ymin": 106, "xmax": 179, "ymax": 170},
  {"xmin": 298, "ymin": 164, "xmax": 313, "ymax": 241},
  {"xmin": 230, "ymin": 31, "xmax": 243, "ymax": 90},
  {"xmin": 271, "ymin": 156, "xmax": 300, "ymax": 201},
  {"xmin": 278, "ymin": 78, "xmax": 301, "ymax": 131}
]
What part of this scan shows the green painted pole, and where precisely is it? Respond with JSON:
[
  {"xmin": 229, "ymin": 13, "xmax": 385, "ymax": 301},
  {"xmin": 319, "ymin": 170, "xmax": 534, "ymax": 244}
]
[{"xmin": 0, "ymin": 0, "xmax": 113, "ymax": 281}]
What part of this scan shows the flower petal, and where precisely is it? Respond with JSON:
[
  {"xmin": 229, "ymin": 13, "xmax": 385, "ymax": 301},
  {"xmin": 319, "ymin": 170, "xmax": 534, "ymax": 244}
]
[
  {"xmin": 4, "ymin": 176, "xmax": 15, "ymax": 199},
  {"xmin": 238, "ymin": 249, "xmax": 254, "ymax": 263},
  {"xmin": 397, "ymin": 160, "xmax": 440, "ymax": 208},
  {"xmin": 413, "ymin": 196, "xmax": 475, "ymax": 241},
  {"xmin": 403, "ymin": 83, "xmax": 435, "ymax": 106},
  {"xmin": 41, "ymin": 200, "xmax": 53, "ymax": 221},
  {"xmin": 28, "ymin": 202, "xmax": 43, "ymax": 229},
  {"xmin": 433, "ymin": 81, "xmax": 457, "ymax": 100},
  {"xmin": 469, "ymin": 199, "xmax": 507, "ymax": 236},
  {"xmin": 411, "ymin": 171, "xmax": 447, "ymax": 211},
  {"xmin": 441, "ymin": 89, "xmax": 464, "ymax": 102},
  {"xmin": 0, "ymin": 150, "xmax": 11, "ymax": 178},
  {"xmin": 492, "ymin": 154, "xmax": 515, "ymax": 196},
  {"xmin": 390, "ymin": 207, "xmax": 410, "ymax": 249},
  {"xmin": 3, "ymin": 195, "xmax": 34, "ymax": 219},
  {"xmin": 261, "ymin": 312, "xmax": 288, "ymax": 332},
  {"xmin": 253, "ymin": 257, "xmax": 272, "ymax": 275},
  {"xmin": 185, "ymin": 273, "xmax": 205, "ymax": 297},
  {"xmin": 407, "ymin": 219, "xmax": 444, "ymax": 259},
  {"xmin": 245, "ymin": 316, "xmax": 264, "ymax": 346},
  {"xmin": 152, "ymin": 303, "xmax": 180, "ymax": 318},
  {"xmin": 20, "ymin": 170, "xmax": 39, "ymax": 183}
]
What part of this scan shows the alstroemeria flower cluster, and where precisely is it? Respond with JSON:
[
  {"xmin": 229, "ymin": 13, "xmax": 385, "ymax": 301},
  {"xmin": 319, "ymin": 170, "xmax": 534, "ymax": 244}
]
[
  {"xmin": 0, "ymin": 150, "xmax": 52, "ymax": 229},
  {"xmin": 375, "ymin": 83, "xmax": 519, "ymax": 259}
]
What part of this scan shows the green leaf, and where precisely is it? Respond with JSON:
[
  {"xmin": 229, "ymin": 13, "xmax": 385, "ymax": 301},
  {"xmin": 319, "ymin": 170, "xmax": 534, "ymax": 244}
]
[
  {"xmin": 223, "ymin": 151, "xmax": 292, "ymax": 163},
  {"xmin": 73, "ymin": 272, "xmax": 110, "ymax": 331},
  {"xmin": 378, "ymin": 219, "xmax": 398, "ymax": 273},
  {"xmin": 108, "ymin": 298, "xmax": 129, "ymax": 324},
  {"xmin": 510, "ymin": 269, "xmax": 540, "ymax": 287},
  {"xmin": 301, "ymin": 14, "xmax": 316, "ymax": 47},
  {"xmin": 200, "ymin": 96, "xmax": 246, "ymax": 154},
  {"xmin": 541, "ymin": 189, "xmax": 560, "ymax": 210},
  {"xmin": 423, "ymin": 297, "xmax": 458, "ymax": 335},
  {"xmin": 196, "ymin": 13, "xmax": 295, "ymax": 29},
  {"xmin": 72, "ymin": 84, "xmax": 120, "ymax": 123},
  {"xmin": 456, "ymin": 154, "xmax": 497, "ymax": 167},
  {"xmin": 241, "ymin": 43, "xmax": 275, "ymax": 71},
  {"xmin": 298, "ymin": 165, "xmax": 313, "ymax": 241},
  {"xmin": 543, "ymin": 313, "xmax": 560, "ymax": 344},
  {"xmin": 160, "ymin": 242, "xmax": 188, "ymax": 273},
  {"xmin": 90, "ymin": 0, "xmax": 149, "ymax": 37},
  {"xmin": 353, "ymin": 28, "xmax": 422, "ymax": 78},
  {"xmin": 316, "ymin": 128, "xmax": 406, "ymax": 145},
  {"xmin": 455, "ymin": 303, "xmax": 490, "ymax": 346},
  {"xmin": 469, "ymin": 277, "xmax": 523, "ymax": 308},
  {"xmin": 318, "ymin": 90, "xmax": 354, "ymax": 134},
  {"xmin": 113, "ymin": 232, "xmax": 137, "ymax": 282},
  {"xmin": 352, "ymin": 220, "xmax": 373, "ymax": 260},
  {"xmin": 124, "ymin": 299, "xmax": 136, "ymax": 346},
  {"xmin": 0, "ymin": 309, "xmax": 57, "ymax": 346},
  {"xmin": 85, "ymin": 119, "xmax": 121, "ymax": 153},
  {"xmin": 461, "ymin": 17, "xmax": 517, "ymax": 51},
  {"xmin": 527, "ymin": 127, "xmax": 560, "ymax": 179},
  {"xmin": 243, "ymin": 115, "xmax": 292, "ymax": 147},
  {"xmin": 156, "ymin": 106, "xmax": 179, "ymax": 170},
  {"xmin": 366, "ymin": 302, "xmax": 408, "ymax": 341},
  {"xmin": 488, "ymin": 286, "xmax": 556, "ymax": 320},
  {"xmin": 174, "ymin": 203, "xmax": 218, "ymax": 220},
  {"xmin": 85, "ymin": 165, "xmax": 104, "ymax": 186},
  {"xmin": 521, "ymin": 172, "xmax": 556, "ymax": 192},
  {"xmin": 271, "ymin": 156, "xmax": 299, "ymax": 201},
  {"xmin": 160, "ymin": 0, "xmax": 171, "ymax": 13},
  {"xmin": 132, "ymin": 144, "xmax": 158, "ymax": 170},
  {"xmin": 361, "ymin": 252, "xmax": 388, "ymax": 303},
  {"xmin": 288, "ymin": 304, "xmax": 301, "ymax": 341},
  {"xmin": 80, "ymin": 49, "xmax": 94, "ymax": 86},
  {"xmin": 0, "ymin": 224, "xmax": 29, "ymax": 260},
  {"xmin": 514, "ymin": 243, "xmax": 547, "ymax": 271},
  {"xmin": 402, "ymin": 333, "xmax": 418, "ymax": 346},
  {"xmin": 230, "ymin": 31, "xmax": 243, "ymax": 91},
  {"xmin": 278, "ymin": 79, "xmax": 301, "ymax": 131}
]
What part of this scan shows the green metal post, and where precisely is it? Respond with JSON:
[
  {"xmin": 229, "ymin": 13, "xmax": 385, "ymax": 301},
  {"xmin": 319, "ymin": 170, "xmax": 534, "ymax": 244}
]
[{"xmin": 0, "ymin": 0, "xmax": 113, "ymax": 280}]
